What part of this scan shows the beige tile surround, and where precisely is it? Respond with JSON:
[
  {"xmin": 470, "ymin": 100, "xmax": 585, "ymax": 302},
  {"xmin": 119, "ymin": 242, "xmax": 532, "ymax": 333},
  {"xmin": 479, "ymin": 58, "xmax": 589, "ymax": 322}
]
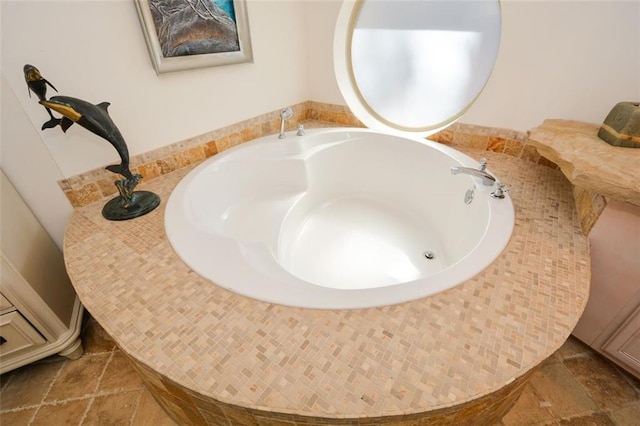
[
  {"xmin": 58, "ymin": 101, "xmax": 555, "ymax": 208},
  {"xmin": 62, "ymin": 112, "xmax": 590, "ymax": 424}
]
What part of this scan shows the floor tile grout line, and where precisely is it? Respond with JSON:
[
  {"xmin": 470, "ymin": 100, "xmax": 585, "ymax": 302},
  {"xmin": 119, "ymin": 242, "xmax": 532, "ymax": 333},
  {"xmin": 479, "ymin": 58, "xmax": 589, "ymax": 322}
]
[
  {"xmin": 0, "ymin": 370, "xmax": 16, "ymax": 395},
  {"xmin": 0, "ymin": 352, "xmax": 116, "ymax": 412},
  {"xmin": 128, "ymin": 387, "xmax": 146, "ymax": 425},
  {"xmin": 528, "ymin": 381, "xmax": 555, "ymax": 420},
  {"xmin": 603, "ymin": 401, "xmax": 640, "ymax": 425},
  {"xmin": 557, "ymin": 355, "xmax": 603, "ymax": 415},
  {"xmin": 0, "ymin": 357, "xmax": 66, "ymax": 400},
  {"xmin": 95, "ymin": 347, "xmax": 117, "ymax": 394},
  {"xmin": 528, "ymin": 356, "xmax": 606, "ymax": 424},
  {"xmin": 78, "ymin": 346, "xmax": 117, "ymax": 425},
  {"xmin": 555, "ymin": 411, "xmax": 617, "ymax": 424},
  {"xmin": 614, "ymin": 365, "xmax": 640, "ymax": 395},
  {"xmin": 79, "ymin": 397, "xmax": 95, "ymax": 425},
  {"xmin": 0, "ymin": 386, "xmax": 148, "ymax": 414},
  {"xmin": 559, "ymin": 351, "xmax": 595, "ymax": 361},
  {"xmin": 0, "ymin": 370, "xmax": 16, "ymax": 393},
  {"xmin": 562, "ymin": 352, "xmax": 640, "ymax": 391},
  {"xmin": 0, "ymin": 349, "xmax": 143, "ymax": 414},
  {"xmin": 25, "ymin": 357, "xmax": 68, "ymax": 425},
  {"xmin": 559, "ymin": 355, "xmax": 640, "ymax": 421},
  {"xmin": 510, "ymin": 389, "xmax": 624, "ymax": 426}
]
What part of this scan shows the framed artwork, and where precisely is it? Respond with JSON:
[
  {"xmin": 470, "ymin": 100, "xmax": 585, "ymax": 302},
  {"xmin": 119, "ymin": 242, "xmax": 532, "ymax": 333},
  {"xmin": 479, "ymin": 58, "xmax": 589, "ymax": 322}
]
[{"xmin": 135, "ymin": 0, "xmax": 253, "ymax": 74}]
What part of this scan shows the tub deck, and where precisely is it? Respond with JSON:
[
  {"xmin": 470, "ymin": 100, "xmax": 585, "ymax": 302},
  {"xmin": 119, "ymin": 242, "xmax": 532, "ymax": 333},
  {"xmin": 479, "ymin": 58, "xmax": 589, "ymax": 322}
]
[{"xmin": 63, "ymin": 143, "xmax": 590, "ymax": 423}]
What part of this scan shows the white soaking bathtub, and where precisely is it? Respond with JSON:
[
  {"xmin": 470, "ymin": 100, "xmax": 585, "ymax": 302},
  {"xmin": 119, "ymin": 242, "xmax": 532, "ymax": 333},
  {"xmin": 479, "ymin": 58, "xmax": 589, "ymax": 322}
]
[{"xmin": 165, "ymin": 128, "xmax": 514, "ymax": 309}]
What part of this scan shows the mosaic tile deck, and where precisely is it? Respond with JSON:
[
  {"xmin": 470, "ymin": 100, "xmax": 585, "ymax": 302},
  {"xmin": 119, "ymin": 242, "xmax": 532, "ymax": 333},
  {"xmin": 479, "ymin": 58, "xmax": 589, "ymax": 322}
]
[{"xmin": 63, "ymin": 129, "xmax": 590, "ymax": 424}]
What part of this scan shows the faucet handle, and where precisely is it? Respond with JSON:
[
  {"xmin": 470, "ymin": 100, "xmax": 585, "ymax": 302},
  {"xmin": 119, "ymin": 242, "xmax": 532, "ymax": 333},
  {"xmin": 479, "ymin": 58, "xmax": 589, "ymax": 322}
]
[
  {"xmin": 280, "ymin": 107, "xmax": 293, "ymax": 120},
  {"xmin": 478, "ymin": 158, "xmax": 487, "ymax": 171},
  {"xmin": 491, "ymin": 182, "xmax": 508, "ymax": 199},
  {"xmin": 296, "ymin": 124, "xmax": 305, "ymax": 136}
]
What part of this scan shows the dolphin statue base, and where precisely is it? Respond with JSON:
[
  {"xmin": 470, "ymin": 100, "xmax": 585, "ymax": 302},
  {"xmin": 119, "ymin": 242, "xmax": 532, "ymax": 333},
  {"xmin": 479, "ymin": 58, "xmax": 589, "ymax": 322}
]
[
  {"xmin": 102, "ymin": 187, "xmax": 161, "ymax": 221},
  {"xmin": 102, "ymin": 173, "xmax": 160, "ymax": 220}
]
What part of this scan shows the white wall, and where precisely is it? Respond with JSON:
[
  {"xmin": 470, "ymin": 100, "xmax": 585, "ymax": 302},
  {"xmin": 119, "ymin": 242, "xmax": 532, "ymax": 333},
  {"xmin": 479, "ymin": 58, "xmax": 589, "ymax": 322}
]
[
  {"xmin": 1, "ymin": 0, "xmax": 639, "ymax": 249},
  {"xmin": 2, "ymin": 0, "xmax": 309, "ymax": 178},
  {"xmin": 465, "ymin": 0, "xmax": 640, "ymax": 130},
  {"xmin": 1, "ymin": 0, "xmax": 309, "ymax": 247},
  {"xmin": 304, "ymin": 0, "xmax": 344, "ymax": 104},
  {"xmin": 1, "ymin": 76, "xmax": 75, "ymax": 246},
  {"xmin": 305, "ymin": 0, "xmax": 640, "ymax": 130}
]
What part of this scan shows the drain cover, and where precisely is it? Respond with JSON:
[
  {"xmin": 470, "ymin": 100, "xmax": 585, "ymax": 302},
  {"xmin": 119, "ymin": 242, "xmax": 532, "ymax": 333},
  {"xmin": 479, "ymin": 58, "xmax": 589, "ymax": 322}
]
[{"xmin": 424, "ymin": 251, "xmax": 435, "ymax": 260}]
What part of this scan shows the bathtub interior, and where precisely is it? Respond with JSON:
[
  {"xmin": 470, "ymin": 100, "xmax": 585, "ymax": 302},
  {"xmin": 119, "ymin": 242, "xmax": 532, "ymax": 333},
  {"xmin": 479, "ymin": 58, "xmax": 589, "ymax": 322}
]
[
  {"xmin": 166, "ymin": 129, "xmax": 513, "ymax": 309},
  {"xmin": 276, "ymin": 135, "xmax": 490, "ymax": 289}
]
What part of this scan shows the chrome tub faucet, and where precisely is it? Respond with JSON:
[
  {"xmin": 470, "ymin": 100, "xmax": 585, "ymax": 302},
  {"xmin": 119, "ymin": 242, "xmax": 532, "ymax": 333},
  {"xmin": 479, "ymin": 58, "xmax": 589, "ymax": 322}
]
[
  {"xmin": 451, "ymin": 158, "xmax": 496, "ymax": 186},
  {"xmin": 451, "ymin": 158, "xmax": 508, "ymax": 199},
  {"xmin": 278, "ymin": 107, "xmax": 293, "ymax": 139}
]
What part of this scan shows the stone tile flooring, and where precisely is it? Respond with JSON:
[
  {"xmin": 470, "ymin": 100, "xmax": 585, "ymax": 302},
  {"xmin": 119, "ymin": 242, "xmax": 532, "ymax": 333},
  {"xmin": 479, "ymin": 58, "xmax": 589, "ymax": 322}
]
[{"xmin": 1, "ymin": 315, "xmax": 638, "ymax": 425}]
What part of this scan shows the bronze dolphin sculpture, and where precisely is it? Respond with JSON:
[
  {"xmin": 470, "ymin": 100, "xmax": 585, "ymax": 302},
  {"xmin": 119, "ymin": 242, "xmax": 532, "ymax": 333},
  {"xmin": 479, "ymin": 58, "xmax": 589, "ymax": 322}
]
[
  {"xmin": 40, "ymin": 96, "xmax": 134, "ymax": 179},
  {"xmin": 23, "ymin": 64, "xmax": 66, "ymax": 131}
]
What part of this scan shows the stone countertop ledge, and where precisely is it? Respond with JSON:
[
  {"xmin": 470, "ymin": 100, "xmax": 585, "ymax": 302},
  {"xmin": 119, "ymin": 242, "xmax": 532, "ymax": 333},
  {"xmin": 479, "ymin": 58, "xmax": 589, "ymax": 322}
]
[
  {"xmin": 528, "ymin": 119, "xmax": 640, "ymax": 207},
  {"xmin": 63, "ymin": 143, "xmax": 590, "ymax": 422}
]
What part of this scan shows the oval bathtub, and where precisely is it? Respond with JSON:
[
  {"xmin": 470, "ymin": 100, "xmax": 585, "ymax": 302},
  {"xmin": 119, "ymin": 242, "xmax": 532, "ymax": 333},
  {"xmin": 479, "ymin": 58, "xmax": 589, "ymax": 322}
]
[{"xmin": 165, "ymin": 128, "xmax": 514, "ymax": 309}]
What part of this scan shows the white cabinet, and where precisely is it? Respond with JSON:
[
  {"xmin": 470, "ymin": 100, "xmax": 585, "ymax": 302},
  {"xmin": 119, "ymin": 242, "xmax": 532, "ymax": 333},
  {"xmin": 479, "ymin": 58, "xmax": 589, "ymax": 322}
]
[
  {"xmin": 602, "ymin": 308, "xmax": 640, "ymax": 377},
  {"xmin": 0, "ymin": 294, "xmax": 13, "ymax": 314},
  {"xmin": 573, "ymin": 200, "xmax": 640, "ymax": 379},
  {"xmin": 0, "ymin": 311, "xmax": 47, "ymax": 356},
  {"xmin": 0, "ymin": 171, "xmax": 84, "ymax": 374}
]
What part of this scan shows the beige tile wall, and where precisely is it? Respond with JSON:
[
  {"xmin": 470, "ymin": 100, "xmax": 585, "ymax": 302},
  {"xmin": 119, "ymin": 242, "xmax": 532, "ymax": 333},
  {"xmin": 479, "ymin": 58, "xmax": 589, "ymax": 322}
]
[
  {"xmin": 57, "ymin": 101, "xmax": 554, "ymax": 209},
  {"xmin": 126, "ymin": 347, "xmax": 535, "ymax": 425}
]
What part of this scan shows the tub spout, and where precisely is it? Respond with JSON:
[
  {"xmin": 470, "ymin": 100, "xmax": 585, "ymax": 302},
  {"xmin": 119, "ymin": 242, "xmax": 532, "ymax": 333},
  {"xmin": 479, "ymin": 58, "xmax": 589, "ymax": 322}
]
[
  {"xmin": 451, "ymin": 165, "xmax": 496, "ymax": 186},
  {"xmin": 278, "ymin": 107, "xmax": 293, "ymax": 139}
]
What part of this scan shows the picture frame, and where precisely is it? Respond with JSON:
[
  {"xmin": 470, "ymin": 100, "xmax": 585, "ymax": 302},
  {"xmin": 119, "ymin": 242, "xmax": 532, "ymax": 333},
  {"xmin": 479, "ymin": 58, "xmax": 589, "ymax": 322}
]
[{"xmin": 134, "ymin": 0, "xmax": 253, "ymax": 74}]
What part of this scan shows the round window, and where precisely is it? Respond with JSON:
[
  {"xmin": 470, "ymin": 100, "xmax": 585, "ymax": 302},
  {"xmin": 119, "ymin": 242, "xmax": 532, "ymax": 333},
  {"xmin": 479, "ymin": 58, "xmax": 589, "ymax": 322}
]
[{"xmin": 334, "ymin": 0, "xmax": 501, "ymax": 136}]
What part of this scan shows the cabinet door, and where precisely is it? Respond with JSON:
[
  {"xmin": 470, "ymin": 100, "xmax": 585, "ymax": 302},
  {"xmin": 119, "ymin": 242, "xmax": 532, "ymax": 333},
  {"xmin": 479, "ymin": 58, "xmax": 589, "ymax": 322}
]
[
  {"xmin": 0, "ymin": 311, "xmax": 46, "ymax": 358},
  {"xmin": 0, "ymin": 294, "xmax": 14, "ymax": 315},
  {"xmin": 602, "ymin": 308, "xmax": 640, "ymax": 377}
]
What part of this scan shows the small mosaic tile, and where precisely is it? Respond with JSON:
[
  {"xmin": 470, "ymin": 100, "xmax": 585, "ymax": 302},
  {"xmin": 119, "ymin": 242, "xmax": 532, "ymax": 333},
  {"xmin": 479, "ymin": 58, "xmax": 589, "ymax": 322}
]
[{"xmin": 63, "ymin": 125, "xmax": 590, "ymax": 425}]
